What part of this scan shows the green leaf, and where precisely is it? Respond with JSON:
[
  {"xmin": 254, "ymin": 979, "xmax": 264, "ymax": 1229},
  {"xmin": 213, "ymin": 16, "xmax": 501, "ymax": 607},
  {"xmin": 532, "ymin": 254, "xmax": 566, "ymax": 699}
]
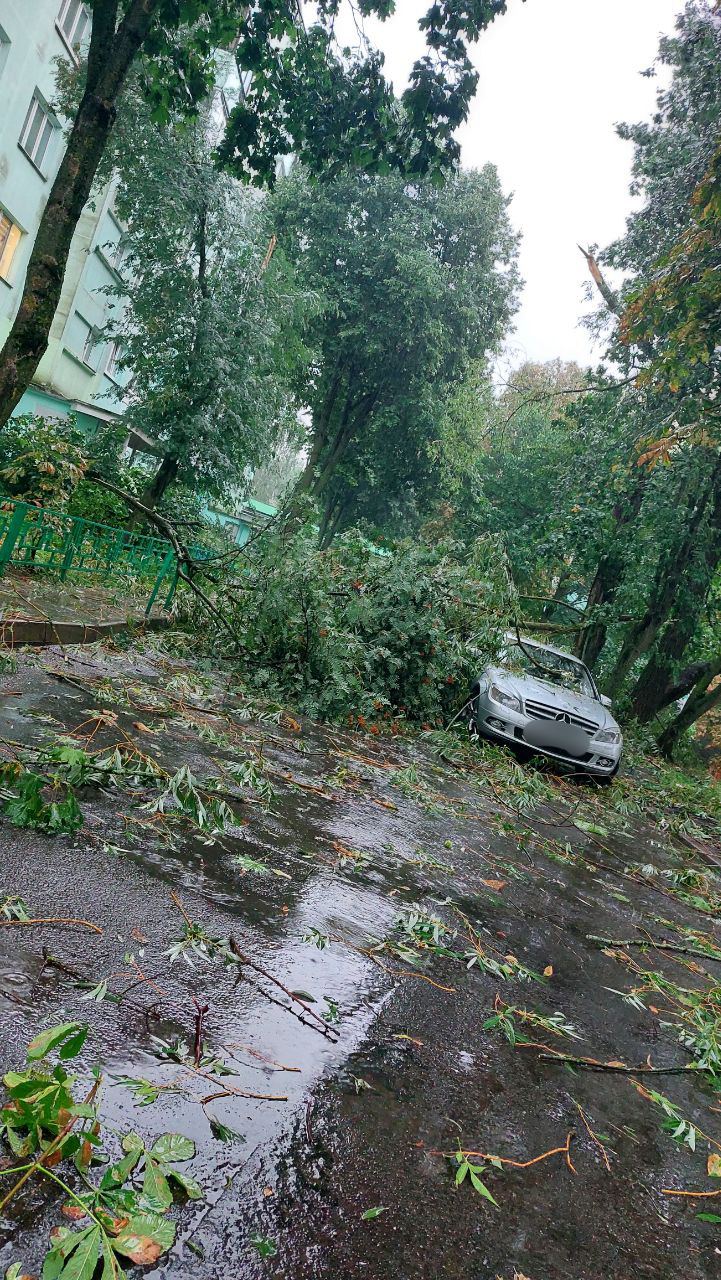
[
  {"xmin": 140, "ymin": 1157, "xmax": 173, "ymax": 1212},
  {"xmin": 150, "ymin": 1132, "xmax": 195, "ymax": 1163},
  {"xmin": 100, "ymin": 1237, "xmax": 120, "ymax": 1280},
  {"xmin": 166, "ymin": 1166, "xmax": 203, "ymax": 1200},
  {"xmin": 100, "ymin": 1147, "xmax": 142, "ymax": 1190},
  {"xmin": 57, "ymin": 1228, "xmax": 100, "ymax": 1280},
  {"xmin": 361, "ymin": 1205, "xmax": 388, "ymax": 1220},
  {"xmin": 573, "ymin": 820, "xmax": 609, "ymax": 837},
  {"xmin": 121, "ymin": 1131, "xmax": 144, "ymax": 1153},
  {"xmin": 209, "ymin": 1117, "xmax": 245, "ymax": 1143},
  {"xmin": 249, "ymin": 1235, "xmax": 277, "ymax": 1260},
  {"xmin": 469, "ymin": 1169, "xmax": 499, "ymax": 1205},
  {"xmin": 27, "ymin": 1023, "xmax": 83, "ymax": 1062},
  {"xmin": 113, "ymin": 1213, "xmax": 175, "ymax": 1262},
  {"xmin": 697, "ymin": 1212, "xmax": 721, "ymax": 1223}
]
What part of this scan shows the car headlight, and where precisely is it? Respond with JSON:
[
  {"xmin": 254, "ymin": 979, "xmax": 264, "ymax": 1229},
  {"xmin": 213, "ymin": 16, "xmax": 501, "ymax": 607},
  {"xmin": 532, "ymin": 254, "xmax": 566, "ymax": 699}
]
[
  {"xmin": 488, "ymin": 684, "xmax": 521, "ymax": 713},
  {"xmin": 595, "ymin": 728, "xmax": 621, "ymax": 745}
]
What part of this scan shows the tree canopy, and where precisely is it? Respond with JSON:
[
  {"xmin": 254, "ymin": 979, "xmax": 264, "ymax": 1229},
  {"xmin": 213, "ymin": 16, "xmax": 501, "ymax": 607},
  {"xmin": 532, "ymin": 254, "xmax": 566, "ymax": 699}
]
[{"xmin": 272, "ymin": 166, "xmax": 519, "ymax": 537}]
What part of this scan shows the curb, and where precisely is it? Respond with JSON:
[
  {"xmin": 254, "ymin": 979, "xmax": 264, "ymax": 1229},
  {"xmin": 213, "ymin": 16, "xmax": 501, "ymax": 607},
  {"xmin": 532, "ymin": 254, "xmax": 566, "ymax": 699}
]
[{"xmin": 0, "ymin": 614, "xmax": 172, "ymax": 647}]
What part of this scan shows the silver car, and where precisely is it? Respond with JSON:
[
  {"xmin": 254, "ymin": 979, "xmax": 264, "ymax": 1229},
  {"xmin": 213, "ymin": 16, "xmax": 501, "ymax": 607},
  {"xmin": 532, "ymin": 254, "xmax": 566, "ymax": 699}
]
[{"xmin": 470, "ymin": 633, "xmax": 623, "ymax": 781}]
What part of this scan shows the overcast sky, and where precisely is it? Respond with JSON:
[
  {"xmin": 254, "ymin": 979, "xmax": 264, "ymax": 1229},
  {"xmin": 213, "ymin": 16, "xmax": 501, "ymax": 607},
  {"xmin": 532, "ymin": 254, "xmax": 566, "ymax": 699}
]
[{"xmin": 338, "ymin": 0, "xmax": 683, "ymax": 371}]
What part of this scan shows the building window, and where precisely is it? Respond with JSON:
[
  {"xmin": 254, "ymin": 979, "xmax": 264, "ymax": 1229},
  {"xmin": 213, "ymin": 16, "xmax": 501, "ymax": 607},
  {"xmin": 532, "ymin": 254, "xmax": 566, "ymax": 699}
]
[
  {"xmin": 80, "ymin": 322, "xmax": 98, "ymax": 368},
  {"xmin": 0, "ymin": 211, "xmax": 22, "ymax": 284},
  {"xmin": 105, "ymin": 340, "xmax": 122, "ymax": 379},
  {"xmin": 0, "ymin": 25, "xmax": 10, "ymax": 80},
  {"xmin": 66, "ymin": 314, "xmax": 99, "ymax": 370},
  {"xmin": 56, "ymin": 1, "xmax": 90, "ymax": 57},
  {"xmin": 19, "ymin": 93, "xmax": 57, "ymax": 175}
]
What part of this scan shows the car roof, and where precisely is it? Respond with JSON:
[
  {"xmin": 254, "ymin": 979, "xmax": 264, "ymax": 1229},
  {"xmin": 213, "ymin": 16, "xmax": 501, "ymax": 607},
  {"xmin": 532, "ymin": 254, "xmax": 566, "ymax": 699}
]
[{"xmin": 502, "ymin": 631, "xmax": 585, "ymax": 666}]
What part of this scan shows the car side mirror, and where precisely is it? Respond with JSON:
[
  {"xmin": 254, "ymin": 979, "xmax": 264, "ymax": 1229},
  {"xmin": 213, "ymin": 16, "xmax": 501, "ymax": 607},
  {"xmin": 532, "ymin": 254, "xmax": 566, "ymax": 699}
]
[{"xmin": 599, "ymin": 694, "xmax": 612, "ymax": 709}]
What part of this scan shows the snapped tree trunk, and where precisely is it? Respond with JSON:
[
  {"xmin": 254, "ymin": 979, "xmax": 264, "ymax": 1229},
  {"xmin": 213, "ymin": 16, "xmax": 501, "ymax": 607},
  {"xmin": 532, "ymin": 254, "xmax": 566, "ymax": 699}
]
[
  {"xmin": 657, "ymin": 660, "xmax": 721, "ymax": 757},
  {"xmin": 0, "ymin": 0, "xmax": 160, "ymax": 426},
  {"xmin": 605, "ymin": 466, "xmax": 716, "ymax": 697},
  {"xmin": 628, "ymin": 462, "xmax": 721, "ymax": 721}
]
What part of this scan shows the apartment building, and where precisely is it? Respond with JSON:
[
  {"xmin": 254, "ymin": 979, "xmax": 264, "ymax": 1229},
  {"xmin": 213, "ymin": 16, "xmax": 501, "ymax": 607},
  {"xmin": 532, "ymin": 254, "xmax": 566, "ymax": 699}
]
[{"xmin": 0, "ymin": 0, "xmax": 131, "ymax": 438}]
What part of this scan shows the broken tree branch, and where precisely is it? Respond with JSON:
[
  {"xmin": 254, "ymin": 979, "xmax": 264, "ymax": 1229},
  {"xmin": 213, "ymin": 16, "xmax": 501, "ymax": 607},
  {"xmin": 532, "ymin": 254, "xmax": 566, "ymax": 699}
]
[
  {"xmin": 578, "ymin": 244, "xmax": 621, "ymax": 315},
  {"xmin": 87, "ymin": 475, "xmax": 241, "ymax": 648}
]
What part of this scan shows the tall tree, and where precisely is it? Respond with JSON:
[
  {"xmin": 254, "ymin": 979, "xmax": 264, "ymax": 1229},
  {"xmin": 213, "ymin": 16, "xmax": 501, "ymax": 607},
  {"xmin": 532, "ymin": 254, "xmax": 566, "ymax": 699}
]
[
  {"xmin": 273, "ymin": 167, "xmax": 519, "ymax": 528},
  {"xmin": 0, "ymin": 0, "xmax": 519, "ymax": 427},
  {"xmin": 104, "ymin": 90, "xmax": 309, "ymax": 511}
]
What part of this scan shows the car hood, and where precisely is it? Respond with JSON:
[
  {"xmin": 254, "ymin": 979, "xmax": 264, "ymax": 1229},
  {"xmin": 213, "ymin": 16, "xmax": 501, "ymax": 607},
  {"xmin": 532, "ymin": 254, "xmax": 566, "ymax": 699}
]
[{"xmin": 486, "ymin": 666, "xmax": 620, "ymax": 731}]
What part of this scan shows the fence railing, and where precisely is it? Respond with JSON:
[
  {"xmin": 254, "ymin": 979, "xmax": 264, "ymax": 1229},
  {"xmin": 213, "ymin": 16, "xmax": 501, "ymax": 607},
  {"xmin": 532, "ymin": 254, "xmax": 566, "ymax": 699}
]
[{"xmin": 0, "ymin": 498, "xmax": 178, "ymax": 616}]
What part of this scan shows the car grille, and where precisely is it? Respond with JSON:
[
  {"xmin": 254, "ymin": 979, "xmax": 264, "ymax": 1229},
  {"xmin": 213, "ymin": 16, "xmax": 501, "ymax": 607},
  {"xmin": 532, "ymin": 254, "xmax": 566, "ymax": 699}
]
[{"xmin": 524, "ymin": 698, "xmax": 599, "ymax": 735}]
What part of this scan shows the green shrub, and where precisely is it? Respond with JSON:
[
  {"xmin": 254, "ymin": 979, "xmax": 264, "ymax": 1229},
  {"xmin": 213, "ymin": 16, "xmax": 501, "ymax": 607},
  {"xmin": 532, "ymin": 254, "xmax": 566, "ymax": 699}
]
[
  {"xmin": 217, "ymin": 519, "xmax": 512, "ymax": 726},
  {"xmin": 0, "ymin": 414, "xmax": 88, "ymax": 507}
]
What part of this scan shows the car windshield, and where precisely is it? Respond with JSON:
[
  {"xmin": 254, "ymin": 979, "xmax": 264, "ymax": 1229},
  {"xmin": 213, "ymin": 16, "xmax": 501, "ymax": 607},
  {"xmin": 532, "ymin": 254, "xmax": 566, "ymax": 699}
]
[{"xmin": 501, "ymin": 641, "xmax": 596, "ymax": 699}]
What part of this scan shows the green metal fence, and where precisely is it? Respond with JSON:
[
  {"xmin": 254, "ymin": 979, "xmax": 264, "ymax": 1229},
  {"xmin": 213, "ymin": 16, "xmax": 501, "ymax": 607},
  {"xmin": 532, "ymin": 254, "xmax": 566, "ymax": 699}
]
[{"xmin": 0, "ymin": 498, "xmax": 178, "ymax": 616}]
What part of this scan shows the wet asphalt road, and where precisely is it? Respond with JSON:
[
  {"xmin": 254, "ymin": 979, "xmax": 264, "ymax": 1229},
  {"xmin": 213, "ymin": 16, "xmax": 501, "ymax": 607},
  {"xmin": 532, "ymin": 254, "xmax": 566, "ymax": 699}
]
[{"xmin": 0, "ymin": 641, "xmax": 720, "ymax": 1279}]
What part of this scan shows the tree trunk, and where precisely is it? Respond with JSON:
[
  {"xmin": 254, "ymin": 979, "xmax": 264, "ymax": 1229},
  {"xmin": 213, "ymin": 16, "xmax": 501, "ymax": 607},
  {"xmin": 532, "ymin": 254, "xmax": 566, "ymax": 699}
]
[
  {"xmin": 139, "ymin": 454, "xmax": 179, "ymax": 511},
  {"xmin": 629, "ymin": 615, "xmax": 702, "ymax": 723},
  {"xmin": 292, "ymin": 385, "xmax": 377, "ymax": 507},
  {"xmin": 657, "ymin": 658, "xmax": 721, "ymax": 713},
  {"xmin": 0, "ymin": 0, "xmax": 159, "ymax": 426},
  {"xmin": 628, "ymin": 462, "xmax": 721, "ymax": 720},
  {"xmin": 575, "ymin": 473, "xmax": 646, "ymax": 669},
  {"xmin": 657, "ymin": 660, "xmax": 721, "ymax": 757},
  {"xmin": 605, "ymin": 466, "xmax": 716, "ymax": 697}
]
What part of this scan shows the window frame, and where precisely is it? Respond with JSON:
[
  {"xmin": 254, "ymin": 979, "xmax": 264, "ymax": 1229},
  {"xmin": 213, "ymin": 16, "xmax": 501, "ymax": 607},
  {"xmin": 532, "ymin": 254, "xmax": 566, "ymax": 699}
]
[
  {"xmin": 18, "ymin": 92, "xmax": 58, "ymax": 177},
  {"xmin": 104, "ymin": 340, "xmax": 122, "ymax": 380},
  {"xmin": 80, "ymin": 320, "xmax": 99, "ymax": 369},
  {"xmin": 56, "ymin": 0, "xmax": 90, "ymax": 61},
  {"xmin": 0, "ymin": 24, "xmax": 10, "ymax": 81},
  {"xmin": 0, "ymin": 209, "xmax": 23, "ymax": 285}
]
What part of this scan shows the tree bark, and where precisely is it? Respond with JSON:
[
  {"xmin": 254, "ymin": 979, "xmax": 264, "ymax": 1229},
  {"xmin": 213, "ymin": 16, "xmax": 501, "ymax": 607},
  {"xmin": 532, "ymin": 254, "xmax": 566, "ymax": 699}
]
[
  {"xmin": 578, "ymin": 246, "xmax": 621, "ymax": 315},
  {"xmin": 657, "ymin": 658, "xmax": 721, "ymax": 713},
  {"xmin": 139, "ymin": 453, "xmax": 180, "ymax": 512},
  {"xmin": 0, "ymin": 0, "xmax": 160, "ymax": 426}
]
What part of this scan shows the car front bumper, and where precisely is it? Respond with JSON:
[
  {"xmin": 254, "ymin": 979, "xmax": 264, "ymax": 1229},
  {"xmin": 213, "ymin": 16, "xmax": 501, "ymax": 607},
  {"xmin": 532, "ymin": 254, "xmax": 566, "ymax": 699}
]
[{"xmin": 473, "ymin": 693, "xmax": 622, "ymax": 775}]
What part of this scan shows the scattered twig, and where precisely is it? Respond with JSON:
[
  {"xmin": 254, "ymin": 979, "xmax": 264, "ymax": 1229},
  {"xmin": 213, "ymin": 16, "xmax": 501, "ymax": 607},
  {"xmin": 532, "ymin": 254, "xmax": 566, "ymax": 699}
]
[
  {"xmin": 662, "ymin": 1186, "xmax": 721, "ymax": 1198},
  {"xmin": 574, "ymin": 1102, "xmax": 612, "ymax": 1171},
  {"xmin": 539, "ymin": 1052, "xmax": 707, "ymax": 1075},
  {"xmin": 0, "ymin": 916, "xmax": 102, "ymax": 934},
  {"xmin": 228, "ymin": 935, "xmax": 335, "ymax": 1036},
  {"xmin": 170, "ymin": 890, "xmax": 195, "ymax": 928},
  {"xmin": 224, "ymin": 1041, "xmax": 301, "ymax": 1073},
  {"xmin": 192, "ymin": 998, "xmax": 210, "ymax": 1067},
  {"xmin": 588, "ymin": 934, "xmax": 721, "ymax": 963},
  {"xmin": 437, "ymin": 1131, "xmax": 576, "ymax": 1174}
]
